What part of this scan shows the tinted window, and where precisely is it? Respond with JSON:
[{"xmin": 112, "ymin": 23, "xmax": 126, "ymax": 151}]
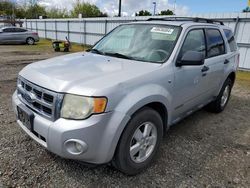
[
  {"xmin": 3, "ymin": 28, "xmax": 15, "ymax": 32},
  {"xmin": 179, "ymin": 29, "xmax": 206, "ymax": 59},
  {"xmin": 14, "ymin": 28, "xmax": 27, "ymax": 32},
  {"xmin": 223, "ymin": 29, "xmax": 237, "ymax": 52},
  {"xmin": 206, "ymin": 29, "xmax": 225, "ymax": 58}
]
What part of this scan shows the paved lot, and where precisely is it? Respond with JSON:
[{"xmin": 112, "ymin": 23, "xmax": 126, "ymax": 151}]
[{"xmin": 0, "ymin": 44, "xmax": 250, "ymax": 187}]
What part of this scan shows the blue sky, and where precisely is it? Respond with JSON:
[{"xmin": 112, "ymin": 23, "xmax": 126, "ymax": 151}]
[
  {"xmin": 176, "ymin": 0, "xmax": 248, "ymax": 13},
  {"xmin": 36, "ymin": 0, "xmax": 250, "ymax": 16}
]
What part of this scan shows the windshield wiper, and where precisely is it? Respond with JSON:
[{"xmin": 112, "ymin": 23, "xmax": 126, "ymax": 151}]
[
  {"xmin": 88, "ymin": 48, "xmax": 104, "ymax": 55},
  {"xmin": 104, "ymin": 52, "xmax": 132, "ymax": 60},
  {"xmin": 88, "ymin": 49, "xmax": 133, "ymax": 60}
]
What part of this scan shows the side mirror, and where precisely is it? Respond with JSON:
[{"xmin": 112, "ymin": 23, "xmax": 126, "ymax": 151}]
[{"xmin": 176, "ymin": 51, "xmax": 205, "ymax": 66}]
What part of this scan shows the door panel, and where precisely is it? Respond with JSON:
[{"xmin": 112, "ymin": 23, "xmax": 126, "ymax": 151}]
[
  {"xmin": 172, "ymin": 29, "xmax": 207, "ymax": 120},
  {"xmin": 202, "ymin": 55, "xmax": 227, "ymax": 98},
  {"xmin": 1, "ymin": 28, "xmax": 15, "ymax": 43},
  {"xmin": 173, "ymin": 65, "xmax": 206, "ymax": 116},
  {"xmin": 13, "ymin": 28, "xmax": 28, "ymax": 42},
  {"xmin": 202, "ymin": 28, "xmax": 228, "ymax": 98}
]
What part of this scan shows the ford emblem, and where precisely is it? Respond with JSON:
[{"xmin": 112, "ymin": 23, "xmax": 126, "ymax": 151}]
[{"xmin": 24, "ymin": 92, "xmax": 36, "ymax": 103}]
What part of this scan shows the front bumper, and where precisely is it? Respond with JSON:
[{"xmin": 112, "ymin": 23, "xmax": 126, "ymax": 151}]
[{"xmin": 12, "ymin": 90, "xmax": 129, "ymax": 164}]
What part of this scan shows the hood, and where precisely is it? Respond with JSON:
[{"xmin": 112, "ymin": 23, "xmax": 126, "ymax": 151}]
[{"xmin": 20, "ymin": 52, "xmax": 161, "ymax": 96}]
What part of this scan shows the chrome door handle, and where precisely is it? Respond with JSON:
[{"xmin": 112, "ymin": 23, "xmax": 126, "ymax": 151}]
[{"xmin": 224, "ymin": 59, "xmax": 230, "ymax": 64}]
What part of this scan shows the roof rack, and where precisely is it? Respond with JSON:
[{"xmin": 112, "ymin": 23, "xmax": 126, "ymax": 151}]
[{"xmin": 147, "ymin": 17, "xmax": 224, "ymax": 25}]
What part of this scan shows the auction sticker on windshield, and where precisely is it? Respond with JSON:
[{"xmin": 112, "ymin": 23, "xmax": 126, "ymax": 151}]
[{"xmin": 151, "ymin": 27, "xmax": 174, "ymax": 35}]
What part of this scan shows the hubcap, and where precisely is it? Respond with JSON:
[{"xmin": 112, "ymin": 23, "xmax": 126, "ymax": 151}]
[
  {"xmin": 129, "ymin": 122, "xmax": 157, "ymax": 163},
  {"xmin": 221, "ymin": 85, "xmax": 230, "ymax": 107},
  {"xmin": 28, "ymin": 39, "xmax": 34, "ymax": 45}
]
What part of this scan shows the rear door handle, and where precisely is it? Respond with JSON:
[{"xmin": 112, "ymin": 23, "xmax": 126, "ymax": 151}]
[
  {"xmin": 224, "ymin": 59, "xmax": 230, "ymax": 64},
  {"xmin": 201, "ymin": 66, "xmax": 209, "ymax": 72}
]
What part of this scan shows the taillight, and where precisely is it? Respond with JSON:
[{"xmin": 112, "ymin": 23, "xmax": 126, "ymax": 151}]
[{"xmin": 32, "ymin": 32, "xmax": 38, "ymax": 35}]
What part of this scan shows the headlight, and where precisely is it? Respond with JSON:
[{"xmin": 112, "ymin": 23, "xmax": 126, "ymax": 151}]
[{"xmin": 61, "ymin": 94, "xmax": 107, "ymax": 120}]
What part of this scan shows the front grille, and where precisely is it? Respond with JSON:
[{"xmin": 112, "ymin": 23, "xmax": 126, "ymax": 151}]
[{"xmin": 17, "ymin": 77, "xmax": 62, "ymax": 121}]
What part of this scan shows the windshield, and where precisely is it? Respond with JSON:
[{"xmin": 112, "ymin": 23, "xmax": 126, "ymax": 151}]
[{"xmin": 92, "ymin": 24, "xmax": 181, "ymax": 63}]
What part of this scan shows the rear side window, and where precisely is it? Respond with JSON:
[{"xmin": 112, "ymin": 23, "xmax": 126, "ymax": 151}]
[
  {"xmin": 223, "ymin": 29, "xmax": 237, "ymax": 52},
  {"xmin": 206, "ymin": 29, "xmax": 225, "ymax": 58},
  {"xmin": 14, "ymin": 28, "xmax": 27, "ymax": 32}
]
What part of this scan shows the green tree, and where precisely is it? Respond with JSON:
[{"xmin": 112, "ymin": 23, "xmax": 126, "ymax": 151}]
[
  {"xmin": 0, "ymin": 1, "xmax": 27, "ymax": 19},
  {"xmin": 71, "ymin": 0, "xmax": 107, "ymax": 18},
  {"xmin": 0, "ymin": 0, "xmax": 14, "ymax": 16},
  {"xmin": 159, "ymin": 9, "xmax": 174, "ymax": 15},
  {"xmin": 47, "ymin": 8, "xmax": 70, "ymax": 18},
  {"xmin": 135, "ymin": 10, "xmax": 152, "ymax": 16},
  {"xmin": 243, "ymin": 7, "xmax": 250, "ymax": 12},
  {"xmin": 24, "ymin": 4, "xmax": 46, "ymax": 19},
  {"xmin": 15, "ymin": 6, "xmax": 26, "ymax": 19}
]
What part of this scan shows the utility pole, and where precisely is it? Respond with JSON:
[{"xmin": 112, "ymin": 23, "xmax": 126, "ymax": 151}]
[
  {"xmin": 153, "ymin": 2, "xmax": 156, "ymax": 16},
  {"xmin": 174, "ymin": 0, "xmax": 176, "ymax": 15},
  {"xmin": 118, "ymin": 0, "xmax": 122, "ymax": 17}
]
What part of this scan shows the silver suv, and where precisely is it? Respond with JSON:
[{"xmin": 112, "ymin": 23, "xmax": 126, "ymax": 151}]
[{"xmin": 12, "ymin": 17, "xmax": 239, "ymax": 175}]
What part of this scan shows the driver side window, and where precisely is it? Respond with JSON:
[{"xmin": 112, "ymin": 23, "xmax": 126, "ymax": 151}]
[{"xmin": 179, "ymin": 29, "xmax": 206, "ymax": 59}]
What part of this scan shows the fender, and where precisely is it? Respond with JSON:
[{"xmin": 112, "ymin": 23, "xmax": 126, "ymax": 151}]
[
  {"xmin": 115, "ymin": 84, "xmax": 172, "ymax": 115},
  {"xmin": 101, "ymin": 83, "xmax": 173, "ymax": 162}
]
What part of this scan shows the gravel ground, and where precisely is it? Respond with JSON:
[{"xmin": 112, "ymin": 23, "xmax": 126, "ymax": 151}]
[{"xmin": 0, "ymin": 45, "xmax": 250, "ymax": 188}]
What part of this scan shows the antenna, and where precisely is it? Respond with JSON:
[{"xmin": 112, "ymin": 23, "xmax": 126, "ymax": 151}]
[{"xmin": 118, "ymin": 0, "xmax": 122, "ymax": 17}]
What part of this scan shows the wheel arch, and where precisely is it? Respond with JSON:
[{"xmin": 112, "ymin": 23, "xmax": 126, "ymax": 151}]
[
  {"xmin": 103, "ymin": 84, "xmax": 173, "ymax": 163},
  {"xmin": 111, "ymin": 101, "xmax": 168, "ymax": 165},
  {"xmin": 143, "ymin": 102, "xmax": 168, "ymax": 132},
  {"xmin": 227, "ymin": 71, "xmax": 236, "ymax": 85}
]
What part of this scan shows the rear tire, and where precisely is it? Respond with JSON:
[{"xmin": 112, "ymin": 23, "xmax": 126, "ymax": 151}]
[
  {"xmin": 205, "ymin": 78, "xmax": 233, "ymax": 113},
  {"xmin": 26, "ymin": 37, "xmax": 35, "ymax": 45},
  {"xmin": 112, "ymin": 107, "xmax": 163, "ymax": 175}
]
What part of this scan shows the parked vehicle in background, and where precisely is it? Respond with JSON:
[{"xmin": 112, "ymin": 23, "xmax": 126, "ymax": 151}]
[
  {"xmin": 0, "ymin": 27, "xmax": 39, "ymax": 45},
  {"xmin": 12, "ymin": 17, "xmax": 239, "ymax": 175}
]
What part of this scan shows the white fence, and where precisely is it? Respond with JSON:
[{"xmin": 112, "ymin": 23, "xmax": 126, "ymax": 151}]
[{"xmin": 23, "ymin": 13, "xmax": 250, "ymax": 70}]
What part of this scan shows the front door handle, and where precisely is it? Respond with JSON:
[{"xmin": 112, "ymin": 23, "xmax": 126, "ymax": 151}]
[
  {"xmin": 224, "ymin": 59, "xmax": 230, "ymax": 64},
  {"xmin": 201, "ymin": 66, "xmax": 209, "ymax": 77},
  {"xmin": 201, "ymin": 66, "xmax": 209, "ymax": 72}
]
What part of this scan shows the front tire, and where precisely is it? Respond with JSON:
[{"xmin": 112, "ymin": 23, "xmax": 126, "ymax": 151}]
[
  {"xmin": 206, "ymin": 78, "xmax": 233, "ymax": 113},
  {"xmin": 112, "ymin": 107, "xmax": 163, "ymax": 175}
]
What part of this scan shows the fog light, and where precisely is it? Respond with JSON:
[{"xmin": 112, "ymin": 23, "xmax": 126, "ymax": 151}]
[
  {"xmin": 75, "ymin": 142, "xmax": 83, "ymax": 152},
  {"xmin": 64, "ymin": 139, "xmax": 88, "ymax": 155}
]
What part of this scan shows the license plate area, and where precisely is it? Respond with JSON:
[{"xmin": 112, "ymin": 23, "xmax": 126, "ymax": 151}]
[{"xmin": 17, "ymin": 104, "xmax": 34, "ymax": 131}]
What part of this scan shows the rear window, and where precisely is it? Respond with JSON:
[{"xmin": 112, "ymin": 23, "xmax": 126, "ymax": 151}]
[
  {"xmin": 223, "ymin": 29, "xmax": 237, "ymax": 52},
  {"xmin": 206, "ymin": 29, "xmax": 225, "ymax": 58}
]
